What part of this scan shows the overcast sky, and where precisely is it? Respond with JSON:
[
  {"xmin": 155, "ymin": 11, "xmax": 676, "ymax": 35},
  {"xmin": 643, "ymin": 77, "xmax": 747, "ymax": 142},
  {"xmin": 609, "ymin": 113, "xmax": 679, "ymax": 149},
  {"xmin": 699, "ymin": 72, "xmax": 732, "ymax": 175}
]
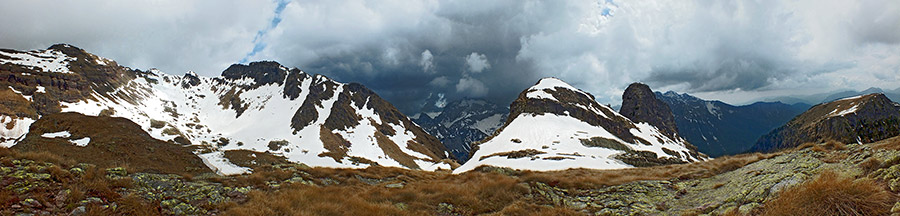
[{"xmin": 2, "ymin": 0, "xmax": 899, "ymax": 113}]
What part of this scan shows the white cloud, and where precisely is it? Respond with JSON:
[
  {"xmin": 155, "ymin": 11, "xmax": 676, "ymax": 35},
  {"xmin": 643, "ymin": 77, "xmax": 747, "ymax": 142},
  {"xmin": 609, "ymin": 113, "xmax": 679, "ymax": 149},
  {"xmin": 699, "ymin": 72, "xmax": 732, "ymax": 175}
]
[
  {"xmin": 420, "ymin": 49, "xmax": 435, "ymax": 73},
  {"xmin": 0, "ymin": 0, "xmax": 276, "ymax": 76},
  {"xmin": 429, "ymin": 76, "xmax": 451, "ymax": 87},
  {"xmin": 465, "ymin": 52, "xmax": 491, "ymax": 73},
  {"xmin": 456, "ymin": 76, "xmax": 488, "ymax": 97}
]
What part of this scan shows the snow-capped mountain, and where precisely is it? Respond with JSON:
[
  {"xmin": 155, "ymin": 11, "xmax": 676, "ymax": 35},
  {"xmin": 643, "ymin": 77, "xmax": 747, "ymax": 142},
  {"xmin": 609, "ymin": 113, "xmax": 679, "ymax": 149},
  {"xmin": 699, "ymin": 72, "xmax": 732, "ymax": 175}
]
[
  {"xmin": 752, "ymin": 93, "xmax": 900, "ymax": 152},
  {"xmin": 412, "ymin": 98, "xmax": 507, "ymax": 162},
  {"xmin": 454, "ymin": 78, "xmax": 707, "ymax": 173},
  {"xmin": 0, "ymin": 44, "xmax": 453, "ymax": 174},
  {"xmin": 655, "ymin": 91, "xmax": 809, "ymax": 156}
]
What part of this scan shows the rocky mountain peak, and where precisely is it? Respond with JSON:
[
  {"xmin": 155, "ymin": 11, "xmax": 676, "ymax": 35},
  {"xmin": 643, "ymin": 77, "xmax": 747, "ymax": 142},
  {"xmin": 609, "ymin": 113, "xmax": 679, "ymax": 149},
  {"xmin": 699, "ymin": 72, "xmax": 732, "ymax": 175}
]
[
  {"xmin": 752, "ymin": 93, "xmax": 900, "ymax": 152},
  {"xmin": 620, "ymin": 83, "xmax": 680, "ymax": 140},
  {"xmin": 46, "ymin": 43, "xmax": 87, "ymax": 57},
  {"xmin": 221, "ymin": 61, "xmax": 291, "ymax": 86},
  {"xmin": 506, "ymin": 78, "xmax": 641, "ymax": 145}
]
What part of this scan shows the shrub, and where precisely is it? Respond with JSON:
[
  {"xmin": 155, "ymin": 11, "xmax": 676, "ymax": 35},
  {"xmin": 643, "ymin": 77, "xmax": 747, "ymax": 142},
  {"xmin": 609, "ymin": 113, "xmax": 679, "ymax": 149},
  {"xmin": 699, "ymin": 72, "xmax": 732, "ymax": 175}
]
[{"xmin": 762, "ymin": 170, "xmax": 895, "ymax": 216}]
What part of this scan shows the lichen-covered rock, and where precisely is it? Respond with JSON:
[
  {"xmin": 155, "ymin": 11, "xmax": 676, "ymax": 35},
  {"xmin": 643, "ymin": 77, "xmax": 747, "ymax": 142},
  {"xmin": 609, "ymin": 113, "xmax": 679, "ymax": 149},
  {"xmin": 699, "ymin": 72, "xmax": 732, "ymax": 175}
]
[
  {"xmin": 129, "ymin": 173, "xmax": 250, "ymax": 215},
  {"xmin": 105, "ymin": 167, "xmax": 127, "ymax": 178},
  {"xmin": 529, "ymin": 146, "xmax": 866, "ymax": 215}
]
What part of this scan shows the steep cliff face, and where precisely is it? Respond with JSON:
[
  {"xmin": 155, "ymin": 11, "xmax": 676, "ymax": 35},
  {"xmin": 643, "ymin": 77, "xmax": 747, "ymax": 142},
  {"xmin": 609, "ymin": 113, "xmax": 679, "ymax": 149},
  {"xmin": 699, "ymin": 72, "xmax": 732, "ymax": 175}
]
[
  {"xmin": 456, "ymin": 78, "xmax": 707, "ymax": 174},
  {"xmin": 752, "ymin": 93, "xmax": 900, "ymax": 152},
  {"xmin": 0, "ymin": 44, "xmax": 454, "ymax": 172},
  {"xmin": 620, "ymin": 83, "xmax": 680, "ymax": 140}
]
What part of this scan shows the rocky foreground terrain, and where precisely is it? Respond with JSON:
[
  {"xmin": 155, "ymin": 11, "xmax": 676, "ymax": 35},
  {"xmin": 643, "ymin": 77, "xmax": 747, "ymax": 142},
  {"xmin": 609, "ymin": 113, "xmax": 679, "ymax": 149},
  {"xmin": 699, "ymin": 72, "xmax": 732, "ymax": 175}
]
[{"xmin": 4, "ymin": 136, "xmax": 900, "ymax": 215}]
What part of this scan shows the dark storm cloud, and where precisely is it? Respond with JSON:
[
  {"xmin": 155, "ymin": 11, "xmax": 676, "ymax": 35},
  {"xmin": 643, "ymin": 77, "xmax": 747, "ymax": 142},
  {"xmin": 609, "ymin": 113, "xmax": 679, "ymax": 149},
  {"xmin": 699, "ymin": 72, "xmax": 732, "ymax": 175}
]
[
  {"xmin": 252, "ymin": 0, "xmax": 565, "ymax": 113},
  {"xmin": 646, "ymin": 57, "xmax": 792, "ymax": 92}
]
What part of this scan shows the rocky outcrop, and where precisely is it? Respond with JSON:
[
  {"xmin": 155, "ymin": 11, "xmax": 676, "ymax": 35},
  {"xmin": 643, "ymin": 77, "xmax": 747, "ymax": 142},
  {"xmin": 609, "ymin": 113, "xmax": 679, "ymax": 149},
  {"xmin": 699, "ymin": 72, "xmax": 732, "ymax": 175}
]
[
  {"xmin": 620, "ymin": 83, "xmax": 679, "ymax": 140},
  {"xmin": 752, "ymin": 93, "xmax": 900, "ymax": 152}
]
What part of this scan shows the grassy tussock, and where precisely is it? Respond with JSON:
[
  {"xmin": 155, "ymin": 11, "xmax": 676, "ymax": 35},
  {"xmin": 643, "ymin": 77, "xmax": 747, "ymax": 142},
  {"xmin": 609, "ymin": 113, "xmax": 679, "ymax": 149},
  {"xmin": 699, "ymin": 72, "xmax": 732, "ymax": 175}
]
[{"xmin": 762, "ymin": 170, "xmax": 895, "ymax": 216}]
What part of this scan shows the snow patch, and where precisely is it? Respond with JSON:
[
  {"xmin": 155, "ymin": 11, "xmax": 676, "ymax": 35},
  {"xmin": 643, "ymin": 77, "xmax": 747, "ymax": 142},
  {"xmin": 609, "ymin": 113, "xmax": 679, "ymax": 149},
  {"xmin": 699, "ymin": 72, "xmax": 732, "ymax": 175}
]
[
  {"xmin": 198, "ymin": 152, "xmax": 252, "ymax": 175},
  {"xmin": 828, "ymin": 103, "xmax": 862, "ymax": 117},
  {"xmin": 70, "ymin": 137, "xmax": 90, "ymax": 147},
  {"xmin": 41, "ymin": 131, "xmax": 72, "ymax": 138},
  {"xmin": 0, "ymin": 116, "xmax": 35, "ymax": 147}
]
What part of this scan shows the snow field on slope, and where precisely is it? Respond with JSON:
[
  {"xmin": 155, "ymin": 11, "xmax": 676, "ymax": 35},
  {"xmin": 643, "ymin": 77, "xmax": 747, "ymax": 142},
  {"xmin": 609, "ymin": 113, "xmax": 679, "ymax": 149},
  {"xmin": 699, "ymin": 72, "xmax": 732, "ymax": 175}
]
[
  {"xmin": 0, "ymin": 49, "xmax": 75, "ymax": 74},
  {"xmin": 454, "ymin": 113, "xmax": 633, "ymax": 173},
  {"xmin": 454, "ymin": 112, "xmax": 700, "ymax": 174}
]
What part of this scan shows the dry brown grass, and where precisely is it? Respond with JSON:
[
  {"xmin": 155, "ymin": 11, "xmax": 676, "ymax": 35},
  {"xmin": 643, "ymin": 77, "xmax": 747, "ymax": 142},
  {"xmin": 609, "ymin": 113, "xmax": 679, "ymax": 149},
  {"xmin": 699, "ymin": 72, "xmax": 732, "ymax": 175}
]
[
  {"xmin": 859, "ymin": 157, "xmax": 884, "ymax": 175},
  {"xmin": 517, "ymin": 152, "xmax": 776, "ymax": 189},
  {"xmin": 871, "ymin": 136, "xmax": 900, "ymax": 150},
  {"xmin": 823, "ymin": 140, "xmax": 846, "ymax": 150},
  {"xmin": 17, "ymin": 151, "xmax": 76, "ymax": 167},
  {"xmin": 224, "ymin": 165, "xmax": 573, "ymax": 215},
  {"xmin": 0, "ymin": 147, "xmax": 159, "ymax": 215},
  {"xmin": 796, "ymin": 142, "xmax": 817, "ymax": 150},
  {"xmin": 762, "ymin": 170, "xmax": 895, "ymax": 216},
  {"xmin": 12, "ymin": 112, "xmax": 210, "ymax": 176},
  {"xmin": 223, "ymin": 151, "xmax": 779, "ymax": 215}
]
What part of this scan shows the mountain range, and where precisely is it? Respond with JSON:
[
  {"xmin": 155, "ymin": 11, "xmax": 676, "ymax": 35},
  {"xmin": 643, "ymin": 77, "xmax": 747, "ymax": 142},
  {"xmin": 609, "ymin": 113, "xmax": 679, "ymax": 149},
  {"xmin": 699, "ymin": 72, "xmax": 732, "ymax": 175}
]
[
  {"xmin": 762, "ymin": 87, "xmax": 900, "ymax": 105},
  {"xmin": 5, "ymin": 43, "xmax": 900, "ymax": 215},
  {"xmin": 0, "ymin": 44, "xmax": 454, "ymax": 174},
  {"xmin": 655, "ymin": 91, "xmax": 810, "ymax": 156},
  {"xmin": 412, "ymin": 98, "xmax": 507, "ymax": 162}
]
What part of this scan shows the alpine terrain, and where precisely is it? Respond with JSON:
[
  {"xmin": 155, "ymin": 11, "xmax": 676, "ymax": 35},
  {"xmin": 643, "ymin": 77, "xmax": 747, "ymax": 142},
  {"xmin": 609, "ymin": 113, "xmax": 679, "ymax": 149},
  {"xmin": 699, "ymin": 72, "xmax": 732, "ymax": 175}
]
[
  {"xmin": 0, "ymin": 44, "xmax": 455, "ymax": 174},
  {"xmin": 2, "ymin": 45, "xmax": 900, "ymax": 216},
  {"xmin": 455, "ymin": 78, "xmax": 707, "ymax": 173}
]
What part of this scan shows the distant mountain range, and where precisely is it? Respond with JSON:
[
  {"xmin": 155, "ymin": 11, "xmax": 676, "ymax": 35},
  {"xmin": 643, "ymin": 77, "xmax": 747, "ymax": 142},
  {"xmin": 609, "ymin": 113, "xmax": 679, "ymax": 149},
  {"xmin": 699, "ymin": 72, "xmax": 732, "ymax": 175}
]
[
  {"xmin": 655, "ymin": 91, "xmax": 810, "ymax": 157},
  {"xmin": 762, "ymin": 87, "xmax": 900, "ymax": 105},
  {"xmin": 412, "ymin": 99, "xmax": 507, "ymax": 162}
]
